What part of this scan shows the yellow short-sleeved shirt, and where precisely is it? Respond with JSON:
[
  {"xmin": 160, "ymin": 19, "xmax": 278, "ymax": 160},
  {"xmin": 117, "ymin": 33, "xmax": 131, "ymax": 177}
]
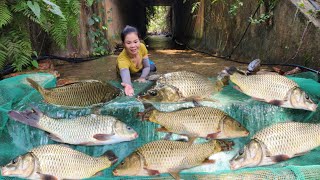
[{"xmin": 117, "ymin": 43, "xmax": 148, "ymax": 73}]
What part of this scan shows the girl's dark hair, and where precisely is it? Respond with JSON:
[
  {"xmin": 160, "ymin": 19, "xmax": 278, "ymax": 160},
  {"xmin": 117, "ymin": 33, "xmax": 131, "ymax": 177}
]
[{"xmin": 121, "ymin": 25, "xmax": 139, "ymax": 42}]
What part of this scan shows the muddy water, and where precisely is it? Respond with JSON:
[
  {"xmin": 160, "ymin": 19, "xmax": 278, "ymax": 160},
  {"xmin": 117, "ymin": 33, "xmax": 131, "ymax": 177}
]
[{"xmin": 55, "ymin": 35, "xmax": 247, "ymax": 81}]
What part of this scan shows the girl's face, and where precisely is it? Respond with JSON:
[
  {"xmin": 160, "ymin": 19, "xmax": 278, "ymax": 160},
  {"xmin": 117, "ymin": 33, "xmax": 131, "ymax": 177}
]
[{"xmin": 123, "ymin": 32, "xmax": 140, "ymax": 56}]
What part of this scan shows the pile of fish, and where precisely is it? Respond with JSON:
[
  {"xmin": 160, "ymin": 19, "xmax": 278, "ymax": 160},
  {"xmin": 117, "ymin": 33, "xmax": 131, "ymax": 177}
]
[{"xmin": 1, "ymin": 60, "xmax": 319, "ymax": 180}]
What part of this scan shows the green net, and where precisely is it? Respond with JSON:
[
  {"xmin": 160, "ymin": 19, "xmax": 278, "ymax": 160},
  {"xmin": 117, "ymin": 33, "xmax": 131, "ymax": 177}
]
[{"xmin": 0, "ymin": 72, "xmax": 319, "ymax": 180}]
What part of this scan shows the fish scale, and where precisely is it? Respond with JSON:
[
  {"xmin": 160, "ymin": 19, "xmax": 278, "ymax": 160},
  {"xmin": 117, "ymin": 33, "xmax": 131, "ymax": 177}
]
[
  {"xmin": 27, "ymin": 78, "xmax": 120, "ymax": 107},
  {"xmin": 30, "ymin": 145, "xmax": 112, "ymax": 179},
  {"xmin": 136, "ymin": 140, "xmax": 221, "ymax": 173},
  {"xmin": 253, "ymin": 122, "xmax": 320, "ymax": 157},
  {"xmin": 157, "ymin": 71, "xmax": 215, "ymax": 98},
  {"xmin": 150, "ymin": 107, "xmax": 226, "ymax": 137},
  {"xmin": 38, "ymin": 115, "xmax": 118, "ymax": 144},
  {"xmin": 230, "ymin": 73, "xmax": 298, "ymax": 101}
]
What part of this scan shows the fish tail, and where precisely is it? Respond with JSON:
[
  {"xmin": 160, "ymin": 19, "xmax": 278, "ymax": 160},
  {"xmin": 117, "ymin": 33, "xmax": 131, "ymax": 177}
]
[
  {"xmin": 26, "ymin": 78, "xmax": 45, "ymax": 94},
  {"xmin": 8, "ymin": 106, "xmax": 43, "ymax": 128},
  {"xmin": 102, "ymin": 150, "xmax": 118, "ymax": 165},
  {"xmin": 214, "ymin": 140, "xmax": 234, "ymax": 151}
]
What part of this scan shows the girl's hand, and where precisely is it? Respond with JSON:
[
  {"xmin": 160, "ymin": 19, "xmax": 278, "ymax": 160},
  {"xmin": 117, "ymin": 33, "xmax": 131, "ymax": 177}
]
[
  {"xmin": 121, "ymin": 83, "xmax": 134, "ymax": 96},
  {"xmin": 135, "ymin": 77, "xmax": 147, "ymax": 83}
]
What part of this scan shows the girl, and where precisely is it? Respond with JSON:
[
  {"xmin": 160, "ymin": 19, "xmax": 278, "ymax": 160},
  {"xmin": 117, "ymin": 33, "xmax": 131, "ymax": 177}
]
[{"xmin": 117, "ymin": 25, "xmax": 156, "ymax": 96}]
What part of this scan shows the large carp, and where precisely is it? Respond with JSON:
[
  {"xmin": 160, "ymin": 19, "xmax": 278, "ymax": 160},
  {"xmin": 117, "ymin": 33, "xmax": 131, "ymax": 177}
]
[
  {"xmin": 230, "ymin": 122, "xmax": 320, "ymax": 170},
  {"xmin": 27, "ymin": 78, "xmax": 121, "ymax": 107},
  {"xmin": 139, "ymin": 71, "xmax": 221, "ymax": 103},
  {"xmin": 1, "ymin": 144, "xmax": 117, "ymax": 179},
  {"xmin": 145, "ymin": 107, "xmax": 249, "ymax": 143},
  {"xmin": 220, "ymin": 67, "xmax": 317, "ymax": 111},
  {"xmin": 8, "ymin": 106, "xmax": 138, "ymax": 145},
  {"xmin": 113, "ymin": 140, "xmax": 233, "ymax": 180}
]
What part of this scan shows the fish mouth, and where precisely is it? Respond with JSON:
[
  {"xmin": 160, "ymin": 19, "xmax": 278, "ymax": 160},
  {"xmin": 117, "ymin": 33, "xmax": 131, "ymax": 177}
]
[
  {"xmin": 132, "ymin": 133, "xmax": 139, "ymax": 139},
  {"xmin": 1, "ymin": 167, "xmax": 8, "ymax": 176},
  {"xmin": 229, "ymin": 160, "xmax": 240, "ymax": 170},
  {"xmin": 309, "ymin": 104, "xmax": 318, "ymax": 112}
]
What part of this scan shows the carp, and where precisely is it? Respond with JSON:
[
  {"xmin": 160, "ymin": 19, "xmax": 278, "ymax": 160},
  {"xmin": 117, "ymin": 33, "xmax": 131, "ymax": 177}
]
[
  {"xmin": 1, "ymin": 144, "xmax": 118, "ymax": 179},
  {"xmin": 230, "ymin": 122, "xmax": 320, "ymax": 170},
  {"xmin": 220, "ymin": 67, "xmax": 317, "ymax": 111},
  {"xmin": 26, "ymin": 78, "xmax": 121, "ymax": 107},
  {"xmin": 144, "ymin": 107, "xmax": 249, "ymax": 143},
  {"xmin": 140, "ymin": 71, "xmax": 221, "ymax": 103},
  {"xmin": 8, "ymin": 106, "xmax": 138, "ymax": 145},
  {"xmin": 113, "ymin": 140, "xmax": 233, "ymax": 180}
]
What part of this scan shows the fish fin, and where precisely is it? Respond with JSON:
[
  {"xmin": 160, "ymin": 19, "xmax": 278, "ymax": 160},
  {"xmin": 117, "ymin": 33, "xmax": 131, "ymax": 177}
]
[
  {"xmin": 156, "ymin": 126, "xmax": 170, "ymax": 133},
  {"xmin": 143, "ymin": 168, "xmax": 160, "ymax": 176},
  {"xmin": 206, "ymin": 131, "xmax": 221, "ymax": 139},
  {"xmin": 192, "ymin": 99, "xmax": 202, "ymax": 107},
  {"xmin": 187, "ymin": 136, "xmax": 197, "ymax": 144},
  {"xmin": 271, "ymin": 155, "xmax": 290, "ymax": 162},
  {"xmin": 233, "ymin": 85, "xmax": 243, "ymax": 92},
  {"xmin": 294, "ymin": 151, "xmax": 310, "ymax": 157},
  {"xmin": 268, "ymin": 100, "xmax": 284, "ymax": 106},
  {"xmin": 175, "ymin": 138, "xmax": 188, "ymax": 142},
  {"xmin": 37, "ymin": 173, "xmax": 58, "ymax": 180},
  {"xmin": 168, "ymin": 171, "xmax": 181, "ymax": 180},
  {"xmin": 26, "ymin": 78, "xmax": 46, "ymax": 94},
  {"xmin": 92, "ymin": 171, "xmax": 103, "ymax": 177},
  {"xmin": 102, "ymin": 150, "xmax": 118, "ymax": 164},
  {"xmin": 8, "ymin": 110, "xmax": 40, "ymax": 128},
  {"xmin": 163, "ymin": 132, "xmax": 173, "ymax": 140},
  {"xmin": 252, "ymin": 97, "xmax": 266, "ymax": 102},
  {"xmin": 93, "ymin": 134, "xmax": 114, "ymax": 141},
  {"xmin": 48, "ymin": 134, "xmax": 64, "ymax": 143},
  {"xmin": 202, "ymin": 158, "xmax": 215, "ymax": 165}
]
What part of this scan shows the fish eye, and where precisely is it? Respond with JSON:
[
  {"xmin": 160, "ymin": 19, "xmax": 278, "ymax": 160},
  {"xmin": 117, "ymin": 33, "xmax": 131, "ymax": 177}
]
[
  {"xmin": 126, "ymin": 126, "xmax": 132, "ymax": 131},
  {"xmin": 12, "ymin": 157, "xmax": 19, "ymax": 164},
  {"xmin": 239, "ymin": 149, "xmax": 244, "ymax": 156},
  {"xmin": 121, "ymin": 161, "xmax": 125, "ymax": 165},
  {"xmin": 305, "ymin": 94, "xmax": 309, "ymax": 100},
  {"xmin": 149, "ymin": 90, "xmax": 157, "ymax": 96}
]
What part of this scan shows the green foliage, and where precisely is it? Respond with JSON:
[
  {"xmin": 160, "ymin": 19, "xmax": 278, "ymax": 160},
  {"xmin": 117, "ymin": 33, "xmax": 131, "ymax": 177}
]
[
  {"xmin": 146, "ymin": 6, "xmax": 170, "ymax": 34},
  {"xmin": 249, "ymin": 13, "xmax": 271, "ymax": 24},
  {"xmin": 87, "ymin": 2, "xmax": 112, "ymax": 56},
  {"xmin": 0, "ymin": 0, "xmax": 80, "ymax": 72},
  {"xmin": 229, "ymin": 0, "xmax": 243, "ymax": 16},
  {"xmin": 249, "ymin": 0, "xmax": 279, "ymax": 24},
  {"xmin": 0, "ymin": 1, "xmax": 12, "ymax": 28},
  {"xmin": 0, "ymin": 28, "xmax": 32, "ymax": 71}
]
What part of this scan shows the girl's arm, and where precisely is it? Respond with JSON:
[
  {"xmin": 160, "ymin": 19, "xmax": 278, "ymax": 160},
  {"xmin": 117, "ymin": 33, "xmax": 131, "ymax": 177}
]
[
  {"xmin": 120, "ymin": 68, "xmax": 134, "ymax": 96},
  {"xmin": 140, "ymin": 58, "xmax": 151, "ymax": 79}
]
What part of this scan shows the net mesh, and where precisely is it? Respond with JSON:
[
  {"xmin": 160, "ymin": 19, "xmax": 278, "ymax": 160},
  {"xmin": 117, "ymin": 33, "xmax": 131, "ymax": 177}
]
[{"xmin": 0, "ymin": 72, "xmax": 319, "ymax": 180}]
